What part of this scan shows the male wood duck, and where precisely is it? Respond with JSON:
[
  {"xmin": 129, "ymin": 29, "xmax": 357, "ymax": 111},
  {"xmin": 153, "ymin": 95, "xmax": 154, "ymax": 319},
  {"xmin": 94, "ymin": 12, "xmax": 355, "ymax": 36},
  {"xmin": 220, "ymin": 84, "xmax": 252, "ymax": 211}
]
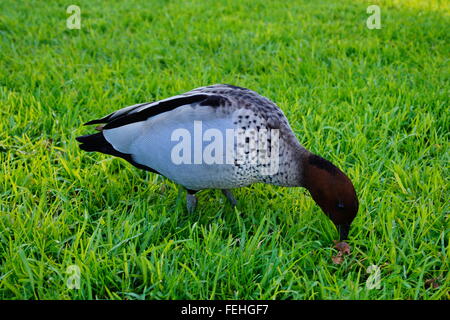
[{"xmin": 76, "ymin": 84, "xmax": 358, "ymax": 240}]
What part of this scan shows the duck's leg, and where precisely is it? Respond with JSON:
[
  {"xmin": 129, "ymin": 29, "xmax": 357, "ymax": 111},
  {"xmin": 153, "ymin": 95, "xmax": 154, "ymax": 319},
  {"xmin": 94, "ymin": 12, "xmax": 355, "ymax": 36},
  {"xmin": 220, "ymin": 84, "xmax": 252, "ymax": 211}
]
[
  {"xmin": 186, "ymin": 189, "xmax": 198, "ymax": 214},
  {"xmin": 221, "ymin": 189, "xmax": 237, "ymax": 207}
]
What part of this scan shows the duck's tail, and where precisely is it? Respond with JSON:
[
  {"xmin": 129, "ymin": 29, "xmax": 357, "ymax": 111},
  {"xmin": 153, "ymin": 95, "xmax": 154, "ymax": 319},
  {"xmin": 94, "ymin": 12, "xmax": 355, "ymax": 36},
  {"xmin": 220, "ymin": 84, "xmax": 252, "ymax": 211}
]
[
  {"xmin": 75, "ymin": 132, "xmax": 156, "ymax": 173},
  {"xmin": 76, "ymin": 132, "xmax": 113, "ymax": 154}
]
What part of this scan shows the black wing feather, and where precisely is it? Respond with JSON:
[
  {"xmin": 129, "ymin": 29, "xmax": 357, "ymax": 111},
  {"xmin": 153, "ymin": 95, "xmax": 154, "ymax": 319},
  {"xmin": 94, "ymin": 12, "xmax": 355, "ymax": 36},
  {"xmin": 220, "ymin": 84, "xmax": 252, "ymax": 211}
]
[
  {"xmin": 83, "ymin": 102, "xmax": 153, "ymax": 126},
  {"xmin": 103, "ymin": 94, "xmax": 212, "ymax": 129},
  {"xmin": 83, "ymin": 94, "xmax": 230, "ymax": 130}
]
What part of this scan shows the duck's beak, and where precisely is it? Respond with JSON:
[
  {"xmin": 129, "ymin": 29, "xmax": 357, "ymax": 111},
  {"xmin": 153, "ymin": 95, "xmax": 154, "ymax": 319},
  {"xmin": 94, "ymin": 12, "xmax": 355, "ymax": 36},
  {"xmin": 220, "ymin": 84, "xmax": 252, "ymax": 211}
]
[{"xmin": 337, "ymin": 224, "xmax": 350, "ymax": 241}]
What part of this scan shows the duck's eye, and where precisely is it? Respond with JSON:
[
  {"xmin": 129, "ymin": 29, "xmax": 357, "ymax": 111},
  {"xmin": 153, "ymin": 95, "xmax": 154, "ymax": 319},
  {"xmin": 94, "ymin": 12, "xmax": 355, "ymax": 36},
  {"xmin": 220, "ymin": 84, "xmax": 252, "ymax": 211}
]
[{"xmin": 336, "ymin": 202, "xmax": 345, "ymax": 210}]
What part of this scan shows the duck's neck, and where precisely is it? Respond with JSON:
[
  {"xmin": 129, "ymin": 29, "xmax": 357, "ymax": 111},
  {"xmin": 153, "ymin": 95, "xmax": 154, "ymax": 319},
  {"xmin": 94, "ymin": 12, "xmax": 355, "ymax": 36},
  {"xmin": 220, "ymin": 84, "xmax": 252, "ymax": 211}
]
[{"xmin": 261, "ymin": 142, "xmax": 308, "ymax": 187}]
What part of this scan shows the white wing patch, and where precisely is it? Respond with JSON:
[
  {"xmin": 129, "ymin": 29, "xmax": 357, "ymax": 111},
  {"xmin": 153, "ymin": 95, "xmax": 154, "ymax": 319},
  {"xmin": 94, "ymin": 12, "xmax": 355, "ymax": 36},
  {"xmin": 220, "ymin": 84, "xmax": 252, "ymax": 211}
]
[{"xmin": 103, "ymin": 121, "xmax": 145, "ymax": 154}]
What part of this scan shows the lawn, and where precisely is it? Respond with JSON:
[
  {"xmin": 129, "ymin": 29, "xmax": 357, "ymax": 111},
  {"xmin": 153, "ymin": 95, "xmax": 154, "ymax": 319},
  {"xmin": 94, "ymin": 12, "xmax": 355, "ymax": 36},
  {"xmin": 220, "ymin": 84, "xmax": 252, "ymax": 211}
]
[{"xmin": 0, "ymin": 0, "xmax": 448, "ymax": 299}]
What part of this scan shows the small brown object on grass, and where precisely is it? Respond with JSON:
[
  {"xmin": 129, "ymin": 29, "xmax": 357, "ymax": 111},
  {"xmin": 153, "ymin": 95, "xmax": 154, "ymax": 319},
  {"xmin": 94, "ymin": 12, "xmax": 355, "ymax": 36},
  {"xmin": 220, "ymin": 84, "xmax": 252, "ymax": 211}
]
[
  {"xmin": 424, "ymin": 278, "xmax": 440, "ymax": 289},
  {"xmin": 332, "ymin": 241, "xmax": 351, "ymax": 265}
]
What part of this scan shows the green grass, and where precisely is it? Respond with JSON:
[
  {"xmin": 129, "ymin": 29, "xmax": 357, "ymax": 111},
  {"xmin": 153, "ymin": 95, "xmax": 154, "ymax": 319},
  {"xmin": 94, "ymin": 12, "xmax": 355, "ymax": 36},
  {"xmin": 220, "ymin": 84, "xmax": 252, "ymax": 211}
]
[{"xmin": 0, "ymin": 0, "xmax": 449, "ymax": 299}]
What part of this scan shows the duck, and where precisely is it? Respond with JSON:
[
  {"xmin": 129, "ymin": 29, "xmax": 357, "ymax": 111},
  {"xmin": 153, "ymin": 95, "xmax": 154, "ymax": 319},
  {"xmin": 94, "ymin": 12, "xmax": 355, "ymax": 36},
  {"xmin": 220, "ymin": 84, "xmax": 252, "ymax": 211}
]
[{"xmin": 76, "ymin": 84, "xmax": 358, "ymax": 240}]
